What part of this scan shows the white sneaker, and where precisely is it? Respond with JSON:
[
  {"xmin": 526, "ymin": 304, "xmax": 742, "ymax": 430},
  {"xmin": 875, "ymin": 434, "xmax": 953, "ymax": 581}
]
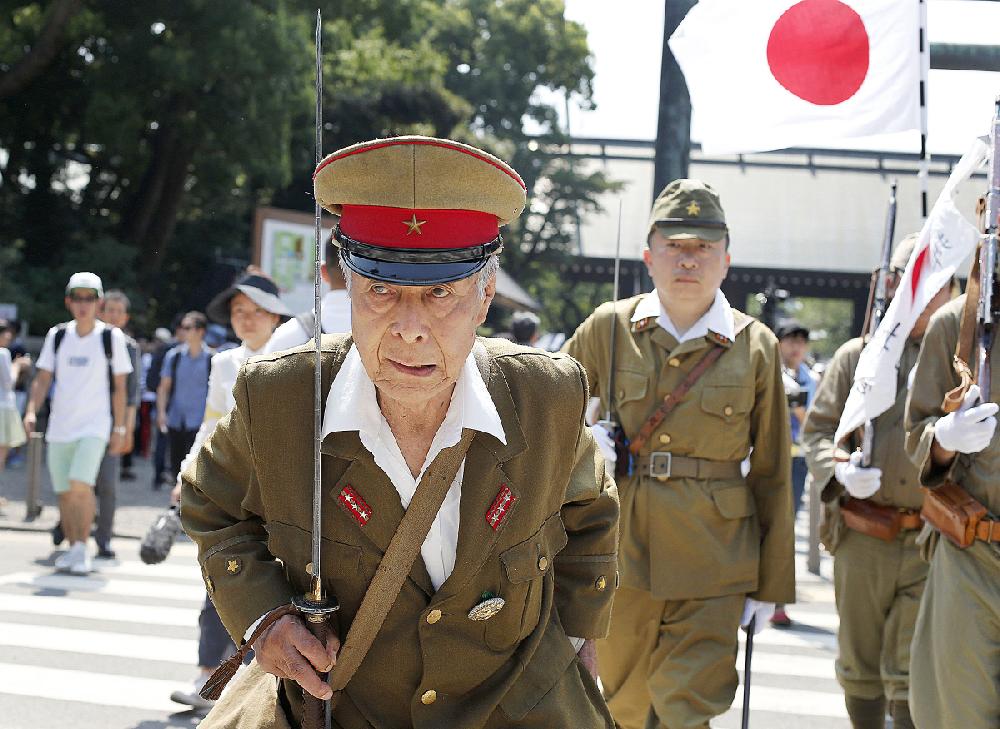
[
  {"xmin": 54, "ymin": 550, "xmax": 74, "ymax": 570},
  {"xmin": 68, "ymin": 547, "xmax": 92, "ymax": 575},
  {"xmin": 170, "ymin": 674, "xmax": 217, "ymax": 710}
]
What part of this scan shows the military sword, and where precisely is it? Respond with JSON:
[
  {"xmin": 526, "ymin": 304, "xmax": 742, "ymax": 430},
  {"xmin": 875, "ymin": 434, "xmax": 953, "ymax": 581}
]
[
  {"xmin": 293, "ymin": 11, "xmax": 338, "ymax": 729},
  {"xmin": 976, "ymin": 97, "xmax": 1000, "ymax": 402},
  {"xmin": 741, "ymin": 615, "xmax": 755, "ymax": 729},
  {"xmin": 604, "ymin": 199, "xmax": 623, "ymax": 424},
  {"xmin": 860, "ymin": 180, "xmax": 897, "ymax": 467}
]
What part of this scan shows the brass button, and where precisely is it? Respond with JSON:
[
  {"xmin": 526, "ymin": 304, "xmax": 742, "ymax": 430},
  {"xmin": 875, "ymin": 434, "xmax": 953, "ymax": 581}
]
[
  {"xmin": 668, "ymin": 357, "xmax": 680, "ymax": 367},
  {"xmin": 659, "ymin": 434, "xmax": 671, "ymax": 445},
  {"xmin": 426, "ymin": 609, "xmax": 442, "ymax": 625},
  {"xmin": 617, "ymin": 389, "xmax": 624, "ymax": 399},
  {"xmin": 657, "ymin": 475, "xmax": 668, "ymax": 482},
  {"xmin": 724, "ymin": 405, "xmax": 734, "ymax": 416},
  {"xmin": 595, "ymin": 575, "xmax": 607, "ymax": 591},
  {"xmin": 537, "ymin": 556, "xmax": 549, "ymax": 571},
  {"xmin": 306, "ymin": 562, "xmax": 314, "ymax": 576},
  {"xmin": 421, "ymin": 689, "xmax": 437, "ymax": 705}
]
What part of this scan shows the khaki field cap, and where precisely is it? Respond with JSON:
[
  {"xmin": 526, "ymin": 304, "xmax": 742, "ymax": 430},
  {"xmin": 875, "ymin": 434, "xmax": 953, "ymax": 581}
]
[
  {"xmin": 647, "ymin": 178, "xmax": 728, "ymax": 242},
  {"xmin": 890, "ymin": 232, "xmax": 920, "ymax": 273},
  {"xmin": 313, "ymin": 135, "xmax": 527, "ymax": 285}
]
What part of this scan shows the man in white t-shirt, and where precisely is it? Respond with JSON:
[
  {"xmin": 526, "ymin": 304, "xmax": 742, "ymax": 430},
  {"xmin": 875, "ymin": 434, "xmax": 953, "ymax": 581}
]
[
  {"xmin": 23, "ymin": 272, "xmax": 133, "ymax": 575},
  {"xmin": 265, "ymin": 237, "xmax": 351, "ymax": 353}
]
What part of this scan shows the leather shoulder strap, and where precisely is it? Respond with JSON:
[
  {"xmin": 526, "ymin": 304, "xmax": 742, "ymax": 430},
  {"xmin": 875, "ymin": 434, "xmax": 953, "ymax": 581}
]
[
  {"xmin": 328, "ymin": 429, "xmax": 476, "ymax": 694},
  {"xmin": 629, "ymin": 344, "xmax": 726, "ymax": 455}
]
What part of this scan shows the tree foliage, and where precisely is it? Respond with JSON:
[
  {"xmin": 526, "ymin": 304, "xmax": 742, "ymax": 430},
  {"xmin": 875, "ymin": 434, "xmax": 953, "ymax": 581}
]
[{"xmin": 0, "ymin": 0, "xmax": 616, "ymax": 336}]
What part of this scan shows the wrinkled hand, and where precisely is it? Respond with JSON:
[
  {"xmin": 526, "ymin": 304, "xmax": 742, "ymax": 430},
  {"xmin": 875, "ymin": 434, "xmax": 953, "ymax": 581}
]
[
  {"xmin": 834, "ymin": 451, "xmax": 882, "ymax": 499},
  {"xmin": 577, "ymin": 639, "xmax": 598, "ymax": 680},
  {"xmin": 254, "ymin": 614, "xmax": 341, "ymax": 700},
  {"xmin": 740, "ymin": 598, "xmax": 774, "ymax": 634},
  {"xmin": 591, "ymin": 421, "xmax": 617, "ymax": 464},
  {"xmin": 935, "ymin": 385, "xmax": 999, "ymax": 454}
]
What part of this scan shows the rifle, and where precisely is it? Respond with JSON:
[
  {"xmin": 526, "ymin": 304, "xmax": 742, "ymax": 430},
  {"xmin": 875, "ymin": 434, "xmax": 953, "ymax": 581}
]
[
  {"xmin": 860, "ymin": 180, "xmax": 898, "ymax": 467},
  {"xmin": 597, "ymin": 200, "xmax": 634, "ymax": 478},
  {"xmin": 976, "ymin": 98, "xmax": 1000, "ymax": 403}
]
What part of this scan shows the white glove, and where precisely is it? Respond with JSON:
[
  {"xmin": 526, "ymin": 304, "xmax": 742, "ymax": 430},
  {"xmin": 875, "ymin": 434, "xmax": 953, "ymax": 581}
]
[
  {"xmin": 934, "ymin": 385, "xmax": 999, "ymax": 454},
  {"xmin": 741, "ymin": 598, "xmax": 774, "ymax": 634},
  {"xmin": 834, "ymin": 451, "xmax": 882, "ymax": 499},
  {"xmin": 591, "ymin": 422, "xmax": 617, "ymax": 464}
]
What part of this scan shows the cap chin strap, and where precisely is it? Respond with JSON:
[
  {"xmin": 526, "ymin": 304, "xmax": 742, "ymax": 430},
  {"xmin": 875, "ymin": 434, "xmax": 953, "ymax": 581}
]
[{"xmin": 334, "ymin": 226, "xmax": 503, "ymax": 264}]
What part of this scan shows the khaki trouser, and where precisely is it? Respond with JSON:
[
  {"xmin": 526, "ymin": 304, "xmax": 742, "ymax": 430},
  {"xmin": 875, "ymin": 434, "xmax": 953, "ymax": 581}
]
[
  {"xmin": 833, "ymin": 528, "xmax": 927, "ymax": 703},
  {"xmin": 910, "ymin": 537, "xmax": 1000, "ymax": 729},
  {"xmin": 597, "ymin": 587, "xmax": 744, "ymax": 729}
]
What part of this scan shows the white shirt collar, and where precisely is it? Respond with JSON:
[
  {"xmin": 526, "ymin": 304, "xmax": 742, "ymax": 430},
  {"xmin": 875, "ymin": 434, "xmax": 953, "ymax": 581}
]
[
  {"xmin": 631, "ymin": 289, "xmax": 735, "ymax": 343},
  {"xmin": 322, "ymin": 345, "xmax": 506, "ymax": 447}
]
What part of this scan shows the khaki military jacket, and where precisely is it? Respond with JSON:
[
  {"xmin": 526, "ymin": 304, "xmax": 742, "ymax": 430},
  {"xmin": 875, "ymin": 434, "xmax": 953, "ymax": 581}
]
[
  {"xmin": 906, "ymin": 294, "xmax": 1000, "ymax": 514},
  {"xmin": 562, "ymin": 294, "xmax": 795, "ymax": 604},
  {"xmin": 181, "ymin": 336, "xmax": 619, "ymax": 729}
]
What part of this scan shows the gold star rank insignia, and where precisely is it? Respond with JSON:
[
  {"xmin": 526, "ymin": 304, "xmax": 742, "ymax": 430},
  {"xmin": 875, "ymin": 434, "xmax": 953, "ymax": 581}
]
[
  {"xmin": 403, "ymin": 213, "xmax": 427, "ymax": 235},
  {"xmin": 686, "ymin": 201, "xmax": 701, "ymax": 216},
  {"xmin": 226, "ymin": 558, "xmax": 241, "ymax": 574}
]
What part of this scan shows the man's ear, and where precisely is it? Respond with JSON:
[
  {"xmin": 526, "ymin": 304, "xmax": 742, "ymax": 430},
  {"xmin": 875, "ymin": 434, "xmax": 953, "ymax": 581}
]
[{"xmin": 477, "ymin": 274, "xmax": 497, "ymax": 325}]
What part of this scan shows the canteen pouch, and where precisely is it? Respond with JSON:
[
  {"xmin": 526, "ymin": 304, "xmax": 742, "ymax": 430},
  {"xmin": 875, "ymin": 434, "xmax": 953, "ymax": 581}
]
[
  {"xmin": 840, "ymin": 497, "xmax": 902, "ymax": 542},
  {"xmin": 920, "ymin": 482, "xmax": 988, "ymax": 548}
]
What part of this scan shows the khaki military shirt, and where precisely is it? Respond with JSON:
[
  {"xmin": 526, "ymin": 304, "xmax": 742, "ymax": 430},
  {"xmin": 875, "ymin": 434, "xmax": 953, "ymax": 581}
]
[
  {"xmin": 181, "ymin": 336, "xmax": 619, "ymax": 729},
  {"xmin": 906, "ymin": 294, "xmax": 1000, "ymax": 514},
  {"xmin": 563, "ymin": 294, "xmax": 795, "ymax": 604},
  {"xmin": 803, "ymin": 336, "xmax": 924, "ymax": 511}
]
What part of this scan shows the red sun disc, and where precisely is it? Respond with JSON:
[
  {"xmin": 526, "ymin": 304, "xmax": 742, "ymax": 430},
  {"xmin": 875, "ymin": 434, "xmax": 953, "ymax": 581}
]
[{"xmin": 766, "ymin": 0, "xmax": 870, "ymax": 106}]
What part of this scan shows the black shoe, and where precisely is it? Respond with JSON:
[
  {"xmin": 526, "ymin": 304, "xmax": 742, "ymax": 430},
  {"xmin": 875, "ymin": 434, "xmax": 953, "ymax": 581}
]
[
  {"xmin": 52, "ymin": 521, "xmax": 64, "ymax": 547},
  {"xmin": 96, "ymin": 546, "xmax": 117, "ymax": 559},
  {"xmin": 120, "ymin": 469, "xmax": 136, "ymax": 482}
]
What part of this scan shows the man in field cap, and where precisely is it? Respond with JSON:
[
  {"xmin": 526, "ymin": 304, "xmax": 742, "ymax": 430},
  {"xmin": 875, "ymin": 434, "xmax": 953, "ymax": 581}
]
[
  {"xmin": 564, "ymin": 178, "xmax": 794, "ymax": 729},
  {"xmin": 183, "ymin": 136, "xmax": 619, "ymax": 729}
]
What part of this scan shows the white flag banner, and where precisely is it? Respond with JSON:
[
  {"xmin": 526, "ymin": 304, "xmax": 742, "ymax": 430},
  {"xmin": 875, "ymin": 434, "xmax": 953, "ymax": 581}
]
[
  {"xmin": 834, "ymin": 138, "xmax": 989, "ymax": 444},
  {"xmin": 669, "ymin": 0, "xmax": 921, "ymax": 154}
]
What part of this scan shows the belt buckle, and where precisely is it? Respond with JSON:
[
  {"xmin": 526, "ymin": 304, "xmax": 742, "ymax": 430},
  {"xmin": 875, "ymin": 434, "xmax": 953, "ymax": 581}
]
[{"xmin": 649, "ymin": 452, "xmax": 672, "ymax": 480}]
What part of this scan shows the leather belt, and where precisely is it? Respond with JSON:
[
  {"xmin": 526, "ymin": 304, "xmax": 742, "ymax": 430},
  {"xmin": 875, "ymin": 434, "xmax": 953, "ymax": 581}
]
[
  {"xmin": 636, "ymin": 452, "xmax": 743, "ymax": 481},
  {"xmin": 975, "ymin": 517, "xmax": 1000, "ymax": 544},
  {"xmin": 898, "ymin": 510, "xmax": 924, "ymax": 531}
]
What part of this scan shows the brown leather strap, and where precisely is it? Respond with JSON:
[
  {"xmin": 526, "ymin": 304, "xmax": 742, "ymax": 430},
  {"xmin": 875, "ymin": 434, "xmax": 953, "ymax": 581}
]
[
  {"xmin": 634, "ymin": 453, "xmax": 743, "ymax": 480},
  {"xmin": 943, "ymin": 246, "xmax": 980, "ymax": 413},
  {"xmin": 201, "ymin": 603, "xmax": 300, "ymax": 700},
  {"xmin": 328, "ymin": 429, "xmax": 475, "ymax": 696},
  {"xmin": 898, "ymin": 510, "xmax": 924, "ymax": 531},
  {"xmin": 629, "ymin": 345, "xmax": 726, "ymax": 455},
  {"xmin": 975, "ymin": 517, "xmax": 1000, "ymax": 543}
]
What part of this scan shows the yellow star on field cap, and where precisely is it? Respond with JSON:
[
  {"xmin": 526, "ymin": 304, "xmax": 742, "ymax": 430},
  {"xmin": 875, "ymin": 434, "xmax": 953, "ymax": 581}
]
[{"xmin": 686, "ymin": 201, "xmax": 701, "ymax": 216}]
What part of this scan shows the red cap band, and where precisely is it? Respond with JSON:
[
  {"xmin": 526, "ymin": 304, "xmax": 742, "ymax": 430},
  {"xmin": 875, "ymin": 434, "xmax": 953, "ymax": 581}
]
[{"xmin": 340, "ymin": 205, "xmax": 499, "ymax": 249}]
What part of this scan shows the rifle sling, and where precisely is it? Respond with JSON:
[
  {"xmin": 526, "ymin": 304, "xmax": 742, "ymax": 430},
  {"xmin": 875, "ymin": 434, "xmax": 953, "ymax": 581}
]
[{"xmin": 943, "ymin": 247, "xmax": 981, "ymax": 413}]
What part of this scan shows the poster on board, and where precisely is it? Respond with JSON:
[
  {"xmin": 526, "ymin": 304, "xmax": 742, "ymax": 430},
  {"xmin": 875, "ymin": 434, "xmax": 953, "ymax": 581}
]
[{"xmin": 252, "ymin": 207, "xmax": 336, "ymax": 316}]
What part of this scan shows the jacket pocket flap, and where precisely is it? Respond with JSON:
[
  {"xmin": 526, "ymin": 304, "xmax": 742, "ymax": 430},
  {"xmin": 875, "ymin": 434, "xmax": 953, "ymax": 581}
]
[
  {"xmin": 700, "ymin": 384, "xmax": 752, "ymax": 418},
  {"xmin": 712, "ymin": 486, "xmax": 755, "ymax": 519},
  {"xmin": 614, "ymin": 370, "xmax": 648, "ymax": 405},
  {"xmin": 265, "ymin": 520, "xmax": 362, "ymax": 575},
  {"xmin": 499, "ymin": 617, "xmax": 577, "ymax": 720},
  {"xmin": 500, "ymin": 514, "xmax": 569, "ymax": 584}
]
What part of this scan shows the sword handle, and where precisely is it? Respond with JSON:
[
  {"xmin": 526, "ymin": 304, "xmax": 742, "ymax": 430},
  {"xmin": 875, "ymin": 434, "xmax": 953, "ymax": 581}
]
[{"xmin": 301, "ymin": 612, "xmax": 337, "ymax": 729}]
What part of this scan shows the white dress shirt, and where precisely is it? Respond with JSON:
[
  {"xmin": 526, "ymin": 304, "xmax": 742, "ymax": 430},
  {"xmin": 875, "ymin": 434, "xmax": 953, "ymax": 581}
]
[
  {"xmin": 631, "ymin": 289, "xmax": 736, "ymax": 343},
  {"xmin": 322, "ymin": 345, "xmax": 506, "ymax": 590}
]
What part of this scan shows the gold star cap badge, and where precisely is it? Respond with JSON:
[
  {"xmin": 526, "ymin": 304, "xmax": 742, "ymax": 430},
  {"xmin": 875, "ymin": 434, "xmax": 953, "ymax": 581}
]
[
  {"xmin": 686, "ymin": 200, "xmax": 701, "ymax": 216},
  {"xmin": 403, "ymin": 213, "xmax": 427, "ymax": 235}
]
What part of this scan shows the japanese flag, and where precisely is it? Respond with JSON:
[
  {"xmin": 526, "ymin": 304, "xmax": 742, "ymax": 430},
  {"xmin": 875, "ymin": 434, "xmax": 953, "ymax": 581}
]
[
  {"xmin": 669, "ymin": 0, "xmax": 921, "ymax": 154},
  {"xmin": 834, "ymin": 138, "xmax": 988, "ymax": 445}
]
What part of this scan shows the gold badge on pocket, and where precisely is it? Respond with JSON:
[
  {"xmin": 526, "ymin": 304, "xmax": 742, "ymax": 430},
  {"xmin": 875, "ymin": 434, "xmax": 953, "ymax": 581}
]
[{"xmin": 468, "ymin": 594, "xmax": 505, "ymax": 621}]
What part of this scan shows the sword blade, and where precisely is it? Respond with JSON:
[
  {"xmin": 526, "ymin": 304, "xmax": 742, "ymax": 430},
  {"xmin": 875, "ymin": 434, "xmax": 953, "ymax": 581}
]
[
  {"xmin": 742, "ymin": 616, "xmax": 755, "ymax": 729},
  {"xmin": 311, "ymin": 7, "xmax": 324, "ymax": 602}
]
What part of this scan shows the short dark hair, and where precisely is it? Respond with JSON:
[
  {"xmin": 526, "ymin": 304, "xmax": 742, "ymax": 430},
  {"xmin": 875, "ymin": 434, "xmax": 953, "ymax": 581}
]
[
  {"xmin": 511, "ymin": 311, "xmax": 541, "ymax": 345},
  {"xmin": 183, "ymin": 311, "xmax": 208, "ymax": 330}
]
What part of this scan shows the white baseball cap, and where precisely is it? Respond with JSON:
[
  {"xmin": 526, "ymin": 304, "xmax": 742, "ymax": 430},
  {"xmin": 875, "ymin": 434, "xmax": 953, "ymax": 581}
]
[{"xmin": 65, "ymin": 272, "xmax": 104, "ymax": 298}]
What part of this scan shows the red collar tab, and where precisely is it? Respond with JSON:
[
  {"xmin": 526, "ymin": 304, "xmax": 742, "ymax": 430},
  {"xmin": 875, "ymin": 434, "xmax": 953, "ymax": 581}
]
[{"xmin": 339, "ymin": 205, "xmax": 500, "ymax": 250}]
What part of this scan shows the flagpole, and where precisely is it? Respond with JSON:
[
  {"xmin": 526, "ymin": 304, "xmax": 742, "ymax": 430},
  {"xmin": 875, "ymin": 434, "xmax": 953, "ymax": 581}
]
[{"xmin": 918, "ymin": 0, "xmax": 930, "ymax": 220}]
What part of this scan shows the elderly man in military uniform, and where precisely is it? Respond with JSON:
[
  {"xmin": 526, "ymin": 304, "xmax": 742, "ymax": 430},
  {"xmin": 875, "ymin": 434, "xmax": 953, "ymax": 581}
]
[
  {"xmin": 563, "ymin": 179, "xmax": 795, "ymax": 729},
  {"xmin": 802, "ymin": 234, "xmax": 951, "ymax": 729},
  {"xmin": 181, "ymin": 136, "xmax": 620, "ymax": 729},
  {"xmin": 904, "ymin": 280, "xmax": 1000, "ymax": 728}
]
